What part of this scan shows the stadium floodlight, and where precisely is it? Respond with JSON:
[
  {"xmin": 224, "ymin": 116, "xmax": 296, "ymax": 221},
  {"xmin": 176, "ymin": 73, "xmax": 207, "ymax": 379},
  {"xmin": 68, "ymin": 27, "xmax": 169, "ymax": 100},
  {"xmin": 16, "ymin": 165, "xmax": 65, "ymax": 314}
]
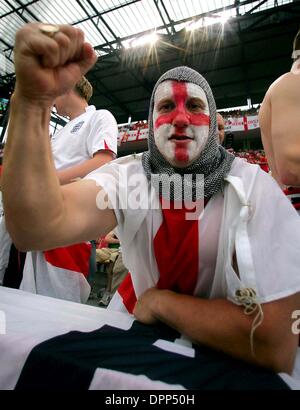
[
  {"xmin": 186, "ymin": 11, "xmax": 231, "ymax": 32},
  {"xmin": 123, "ymin": 32, "xmax": 159, "ymax": 49}
]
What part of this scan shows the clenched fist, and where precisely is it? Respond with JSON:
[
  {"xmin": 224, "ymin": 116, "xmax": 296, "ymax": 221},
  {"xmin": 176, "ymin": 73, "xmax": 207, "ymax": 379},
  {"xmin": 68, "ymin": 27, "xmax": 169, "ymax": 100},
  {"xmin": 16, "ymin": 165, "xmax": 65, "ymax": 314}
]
[{"xmin": 13, "ymin": 23, "xmax": 97, "ymax": 106}]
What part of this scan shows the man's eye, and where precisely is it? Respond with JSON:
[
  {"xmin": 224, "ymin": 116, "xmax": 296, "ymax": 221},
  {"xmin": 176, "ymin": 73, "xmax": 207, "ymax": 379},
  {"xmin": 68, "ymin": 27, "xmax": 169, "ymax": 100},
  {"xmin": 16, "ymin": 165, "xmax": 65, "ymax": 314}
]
[
  {"xmin": 158, "ymin": 102, "xmax": 174, "ymax": 112},
  {"xmin": 187, "ymin": 100, "xmax": 204, "ymax": 112}
]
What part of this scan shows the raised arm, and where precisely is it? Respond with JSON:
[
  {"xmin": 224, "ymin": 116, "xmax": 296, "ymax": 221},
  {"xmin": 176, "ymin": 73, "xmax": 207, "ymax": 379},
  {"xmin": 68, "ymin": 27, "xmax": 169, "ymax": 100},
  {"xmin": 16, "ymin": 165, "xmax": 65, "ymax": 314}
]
[{"xmin": 2, "ymin": 23, "xmax": 116, "ymax": 251}]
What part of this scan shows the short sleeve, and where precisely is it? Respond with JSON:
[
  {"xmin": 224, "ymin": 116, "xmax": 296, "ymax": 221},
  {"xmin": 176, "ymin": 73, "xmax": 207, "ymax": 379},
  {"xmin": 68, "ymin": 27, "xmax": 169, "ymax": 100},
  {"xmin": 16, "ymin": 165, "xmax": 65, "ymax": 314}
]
[
  {"xmin": 86, "ymin": 110, "xmax": 118, "ymax": 158},
  {"xmin": 84, "ymin": 162, "xmax": 124, "ymax": 231},
  {"xmin": 84, "ymin": 156, "xmax": 151, "ymax": 248},
  {"xmin": 247, "ymin": 168, "xmax": 300, "ymax": 302}
]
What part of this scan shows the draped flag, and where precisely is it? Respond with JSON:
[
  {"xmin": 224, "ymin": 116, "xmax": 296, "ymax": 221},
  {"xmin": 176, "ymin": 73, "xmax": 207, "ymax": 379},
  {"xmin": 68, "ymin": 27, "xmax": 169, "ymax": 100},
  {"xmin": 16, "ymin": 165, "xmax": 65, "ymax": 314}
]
[
  {"xmin": 21, "ymin": 243, "xmax": 92, "ymax": 303},
  {"xmin": 0, "ymin": 287, "xmax": 295, "ymax": 391}
]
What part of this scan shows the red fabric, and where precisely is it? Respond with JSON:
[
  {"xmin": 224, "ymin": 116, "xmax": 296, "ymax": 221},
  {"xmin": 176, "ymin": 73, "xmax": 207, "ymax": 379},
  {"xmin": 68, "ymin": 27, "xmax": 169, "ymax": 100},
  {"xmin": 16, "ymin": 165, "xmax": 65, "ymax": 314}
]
[
  {"xmin": 153, "ymin": 199, "xmax": 199, "ymax": 294},
  {"xmin": 97, "ymin": 237, "xmax": 108, "ymax": 249},
  {"xmin": 118, "ymin": 272, "xmax": 137, "ymax": 313},
  {"xmin": 154, "ymin": 81, "xmax": 210, "ymax": 130},
  {"xmin": 284, "ymin": 187, "xmax": 300, "ymax": 210},
  {"xmin": 243, "ymin": 116, "xmax": 248, "ymax": 131},
  {"xmin": 259, "ymin": 163, "xmax": 269, "ymax": 173},
  {"xmin": 104, "ymin": 140, "xmax": 110, "ymax": 151},
  {"xmin": 44, "ymin": 243, "xmax": 92, "ymax": 278},
  {"xmin": 101, "ymin": 140, "xmax": 115, "ymax": 157},
  {"xmin": 283, "ymin": 187, "xmax": 300, "ymax": 195}
]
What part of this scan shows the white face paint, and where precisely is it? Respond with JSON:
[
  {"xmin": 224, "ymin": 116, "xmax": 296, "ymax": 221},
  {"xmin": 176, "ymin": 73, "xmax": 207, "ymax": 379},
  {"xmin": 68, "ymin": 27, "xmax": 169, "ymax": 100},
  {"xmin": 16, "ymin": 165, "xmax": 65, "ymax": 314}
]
[{"xmin": 153, "ymin": 80, "xmax": 210, "ymax": 168}]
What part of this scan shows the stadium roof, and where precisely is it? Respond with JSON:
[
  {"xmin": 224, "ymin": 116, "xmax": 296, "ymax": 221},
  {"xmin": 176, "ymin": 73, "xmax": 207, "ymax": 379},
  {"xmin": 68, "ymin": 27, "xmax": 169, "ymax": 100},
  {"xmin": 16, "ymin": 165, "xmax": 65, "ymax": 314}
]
[{"xmin": 1, "ymin": 0, "xmax": 300, "ymax": 123}]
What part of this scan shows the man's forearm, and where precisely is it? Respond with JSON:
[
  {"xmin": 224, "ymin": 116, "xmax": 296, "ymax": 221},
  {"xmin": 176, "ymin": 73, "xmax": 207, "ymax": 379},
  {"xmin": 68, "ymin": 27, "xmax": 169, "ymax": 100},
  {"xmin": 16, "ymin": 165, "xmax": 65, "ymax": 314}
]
[
  {"xmin": 57, "ymin": 152, "xmax": 113, "ymax": 185},
  {"xmin": 150, "ymin": 290, "xmax": 296, "ymax": 374},
  {"xmin": 2, "ymin": 92, "xmax": 64, "ymax": 249}
]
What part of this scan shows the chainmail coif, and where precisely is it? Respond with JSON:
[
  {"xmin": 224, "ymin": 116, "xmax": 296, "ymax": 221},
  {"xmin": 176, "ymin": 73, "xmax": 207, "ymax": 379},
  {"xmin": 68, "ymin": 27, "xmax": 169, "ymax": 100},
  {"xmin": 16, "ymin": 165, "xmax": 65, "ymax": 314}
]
[{"xmin": 142, "ymin": 66, "xmax": 235, "ymax": 200}]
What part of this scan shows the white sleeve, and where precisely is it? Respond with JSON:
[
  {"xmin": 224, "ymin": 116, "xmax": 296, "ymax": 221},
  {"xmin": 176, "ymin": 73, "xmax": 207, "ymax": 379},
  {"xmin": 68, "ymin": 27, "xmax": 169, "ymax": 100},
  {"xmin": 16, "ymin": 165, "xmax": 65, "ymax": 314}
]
[
  {"xmin": 247, "ymin": 169, "xmax": 300, "ymax": 302},
  {"xmin": 86, "ymin": 110, "xmax": 118, "ymax": 157},
  {"xmin": 84, "ymin": 162, "xmax": 124, "ymax": 230},
  {"xmin": 84, "ymin": 158, "xmax": 150, "ymax": 248}
]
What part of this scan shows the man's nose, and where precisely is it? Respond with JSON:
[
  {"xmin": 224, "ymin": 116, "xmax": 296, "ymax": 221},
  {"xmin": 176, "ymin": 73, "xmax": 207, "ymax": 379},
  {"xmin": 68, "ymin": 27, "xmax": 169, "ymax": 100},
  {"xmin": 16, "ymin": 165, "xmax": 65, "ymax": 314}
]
[{"xmin": 173, "ymin": 110, "xmax": 189, "ymax": 128}]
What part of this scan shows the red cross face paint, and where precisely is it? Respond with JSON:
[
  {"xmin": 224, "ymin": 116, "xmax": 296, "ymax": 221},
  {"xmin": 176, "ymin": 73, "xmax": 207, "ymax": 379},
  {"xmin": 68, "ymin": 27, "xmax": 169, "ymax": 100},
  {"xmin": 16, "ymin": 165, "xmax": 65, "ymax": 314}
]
[{"xmin": 153, "ymin": 80, "xmax": 210, "ymax": 168}]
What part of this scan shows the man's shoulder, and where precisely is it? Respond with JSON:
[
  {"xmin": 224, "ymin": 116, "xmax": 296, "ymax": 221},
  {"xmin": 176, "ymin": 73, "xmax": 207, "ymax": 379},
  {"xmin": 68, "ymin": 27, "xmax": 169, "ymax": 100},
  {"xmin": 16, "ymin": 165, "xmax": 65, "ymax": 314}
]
[
  {"xmin": 84, "ymin": 154, "xmax": 148, "ymax": 197},
  {"xmin": 269, "ymin": 72, "xmax": 290, "ymax": 88},
  {"xmin": 92, "ymin": 108, "xmax": 117, "ymax": 123},
  {"xmin": 268, "ymin": 72, "xmax": 300, "ymax": 97},
  {"xmin": 228, "ymin": 157, "xmax": 262, "ymax": 179},
  {"xmin": 228, "ymin": 157, "xmax": 281, "ymax": 197},
  {"xmin": 110, "ymin": 153, "xmax": 144, "ymax": 168},
  {"xmin": 97, "ymin": 153, "xmax": 144, "ymax": 173}
]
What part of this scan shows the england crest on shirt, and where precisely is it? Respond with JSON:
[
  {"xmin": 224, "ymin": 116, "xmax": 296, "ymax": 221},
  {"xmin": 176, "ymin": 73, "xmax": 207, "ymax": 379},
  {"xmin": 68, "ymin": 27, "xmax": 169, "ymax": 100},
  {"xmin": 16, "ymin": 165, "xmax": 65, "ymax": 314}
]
[{"xmin": 71, "ymin": 121, "xmax": 84, "ymax": 134}]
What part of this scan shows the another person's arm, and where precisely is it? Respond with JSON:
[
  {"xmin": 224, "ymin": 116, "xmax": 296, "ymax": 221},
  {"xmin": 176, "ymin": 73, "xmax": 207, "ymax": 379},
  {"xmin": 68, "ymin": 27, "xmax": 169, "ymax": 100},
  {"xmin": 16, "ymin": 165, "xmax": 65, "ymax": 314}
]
[
  {"xmin": 2, "ymin": 23, "xmax": 116, "ymax": 251},
  {"xmin": 259, "ymin": 72, "xmax": 300, "ymax": 186},
  {"xmin": 57, "ymin": 151, "xmax": 114, "ymax": 185},
  {"xmin": 134, "ymin": 288, "xmax": 299, "ymax": 374}
]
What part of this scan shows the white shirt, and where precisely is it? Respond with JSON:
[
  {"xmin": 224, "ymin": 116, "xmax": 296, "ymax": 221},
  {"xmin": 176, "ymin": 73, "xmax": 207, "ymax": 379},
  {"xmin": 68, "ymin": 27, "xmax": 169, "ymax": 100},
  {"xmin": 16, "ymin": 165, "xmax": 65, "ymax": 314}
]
[
  {"xmin": 20, "ymin": 106, "xmax": 118, "ymax": 302},
  {"xmin": 85, "ymin": 154, "xmax": 300, "ymax": 309},
  {"xmin": 51, "ymin": 105, "xmax": 118, "ymax": 170}
]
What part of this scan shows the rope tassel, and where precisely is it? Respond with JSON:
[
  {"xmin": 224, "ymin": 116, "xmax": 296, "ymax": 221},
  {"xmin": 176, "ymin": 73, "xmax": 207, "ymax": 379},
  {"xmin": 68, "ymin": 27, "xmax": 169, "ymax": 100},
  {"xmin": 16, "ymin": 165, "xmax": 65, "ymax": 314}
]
[{"xmin": 235, "ymin": 288, "xmax": 264, "ymax": 357}]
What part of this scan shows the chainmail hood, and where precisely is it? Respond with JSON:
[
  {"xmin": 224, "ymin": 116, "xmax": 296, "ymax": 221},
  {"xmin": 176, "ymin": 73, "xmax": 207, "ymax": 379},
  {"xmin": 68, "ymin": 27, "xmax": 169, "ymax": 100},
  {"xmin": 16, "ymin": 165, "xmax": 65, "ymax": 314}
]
[{"xmin": 142, "ymin": 66, "xmax": 234, "ymax": 200}]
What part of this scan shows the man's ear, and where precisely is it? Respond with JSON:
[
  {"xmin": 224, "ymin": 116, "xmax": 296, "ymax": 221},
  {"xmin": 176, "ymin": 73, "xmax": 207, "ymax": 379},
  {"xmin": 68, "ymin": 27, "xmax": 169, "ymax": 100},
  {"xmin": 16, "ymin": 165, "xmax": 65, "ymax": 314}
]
[{"xmin": 291, "ymin": 60, "xmax": 300, "ymax": 75}]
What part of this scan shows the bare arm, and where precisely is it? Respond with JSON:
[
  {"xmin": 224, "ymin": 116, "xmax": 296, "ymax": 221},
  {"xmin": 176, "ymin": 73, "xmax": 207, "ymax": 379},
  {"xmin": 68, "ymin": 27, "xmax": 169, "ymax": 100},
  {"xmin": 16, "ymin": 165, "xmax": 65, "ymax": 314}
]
[
  {"xmin": 259, "ymin": 95, "xmax": 282, "ymax": 186},
  {"xmin": 57, "ymin": 151, "xmax": 114, "ymax": 185},
  {"xmin": 2, "ymin": 23, "xmax": 116, "ymax": 251},
  {"xmin": 260, "ymin": 72, "xmax": 300, "ymax": 186},
  {"xmin": 134, "ymin": 289, "xmax": 300, "ymax": 374}
]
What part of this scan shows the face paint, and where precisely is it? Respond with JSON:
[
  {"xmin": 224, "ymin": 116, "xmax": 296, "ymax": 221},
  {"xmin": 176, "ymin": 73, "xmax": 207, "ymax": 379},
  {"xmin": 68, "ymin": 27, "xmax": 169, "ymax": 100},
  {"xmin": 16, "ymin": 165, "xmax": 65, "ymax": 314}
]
[{"xmin": 153, "ymin": 80, "xmax": 210, "ymax": 168}]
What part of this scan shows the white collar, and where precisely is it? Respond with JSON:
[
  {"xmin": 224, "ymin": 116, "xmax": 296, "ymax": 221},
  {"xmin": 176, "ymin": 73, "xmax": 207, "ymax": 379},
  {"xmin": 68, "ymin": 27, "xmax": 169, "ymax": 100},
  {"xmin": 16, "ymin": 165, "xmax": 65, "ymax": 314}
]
[{"xmin": 85, "ymin": 105, "xmax": 96, "ymax": 113}]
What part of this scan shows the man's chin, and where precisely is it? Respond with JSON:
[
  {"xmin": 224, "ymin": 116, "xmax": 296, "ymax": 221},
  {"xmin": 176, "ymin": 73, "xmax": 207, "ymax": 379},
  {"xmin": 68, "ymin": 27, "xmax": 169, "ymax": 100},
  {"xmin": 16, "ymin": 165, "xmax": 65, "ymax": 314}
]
[
  {"xmin": 157, "ymin": 145, "xmax": 200, "ymax": 168},
  {"xmin": 168, "ymin": 157, "xmax": 195, "ymax": 169}
]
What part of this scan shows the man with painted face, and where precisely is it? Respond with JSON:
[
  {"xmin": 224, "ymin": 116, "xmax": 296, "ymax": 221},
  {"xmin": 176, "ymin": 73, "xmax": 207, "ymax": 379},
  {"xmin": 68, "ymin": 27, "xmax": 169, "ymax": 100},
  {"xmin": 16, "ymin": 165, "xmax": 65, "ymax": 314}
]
[
  {"xmin": 3, "ymin": 23, "xmax": 300, "ymax": 375},
  {"xmin": 151, "ymin": 80, "xmax": 211, "ymax": 166}
]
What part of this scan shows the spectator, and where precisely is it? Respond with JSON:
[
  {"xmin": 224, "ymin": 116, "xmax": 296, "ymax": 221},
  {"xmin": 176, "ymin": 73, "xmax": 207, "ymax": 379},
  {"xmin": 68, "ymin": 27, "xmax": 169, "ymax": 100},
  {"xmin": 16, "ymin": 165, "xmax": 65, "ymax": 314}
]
[
  {"xmin": 259, "ymin": 28, "xmax": 300, "ymax": 188},
  {"xmin": 217, "ymin": 113, "xmax": 225, "ymax": 144},
  {"xmin": 96, "ymin": 230, "xmax": 128, "ymax": 307},
  {"xmin": 3, "ymin": 23, "xmax": 300, "ymax": 375},
  {"xmin": 52, "ymin": 76, "xmax": 117, "ymax": 185}
]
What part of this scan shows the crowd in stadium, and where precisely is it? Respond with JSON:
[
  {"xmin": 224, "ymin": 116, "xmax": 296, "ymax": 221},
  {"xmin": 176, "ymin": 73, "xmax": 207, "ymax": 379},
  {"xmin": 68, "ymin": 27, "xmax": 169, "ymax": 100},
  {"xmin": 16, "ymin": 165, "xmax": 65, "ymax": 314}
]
[{"xmin": 218, "ymin": 106, "xmax": 259, "ymax": 118}]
